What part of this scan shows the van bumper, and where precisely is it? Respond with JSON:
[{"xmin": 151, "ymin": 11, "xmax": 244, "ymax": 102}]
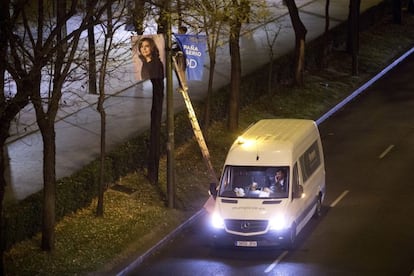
[{"xmin": 211, "ymin": 229, "xmax": 290, "ymax": 248}]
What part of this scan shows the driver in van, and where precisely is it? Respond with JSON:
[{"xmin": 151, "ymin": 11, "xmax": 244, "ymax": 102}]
[{"xmin": 265, "ymin": 169, "xmax": 287, "ymax": 193}]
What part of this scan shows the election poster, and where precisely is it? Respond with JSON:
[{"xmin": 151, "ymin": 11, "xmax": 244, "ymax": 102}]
[
  {"xmin": 174, "ymin": 34, "xmax": 207, "ymax": 81},
  {"xmin": 131, "ymin": 34, "xmax": 165, "ymax": 81}
]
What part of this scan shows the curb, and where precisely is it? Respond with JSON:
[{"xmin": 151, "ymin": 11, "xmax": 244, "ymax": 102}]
[{"xmin": 116, "ymin": 209, "xmax": 207, "ymax": 276}]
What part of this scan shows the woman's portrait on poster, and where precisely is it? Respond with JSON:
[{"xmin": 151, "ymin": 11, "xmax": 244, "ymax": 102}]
[{"xmin": 137, "ymin": 37, "xmax": 164, "ymax": 80}]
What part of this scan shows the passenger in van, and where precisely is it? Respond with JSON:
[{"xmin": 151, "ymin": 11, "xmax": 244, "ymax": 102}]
[
  {"xmin": 265, "ymin": 169, "xmax": 287, "ymax": 193},
  {"xmin": 250, "ymin": 182, "xmax": 259, "ymax": 191}
]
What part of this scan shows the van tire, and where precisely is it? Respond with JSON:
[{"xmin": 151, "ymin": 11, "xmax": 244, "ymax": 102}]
[{"xmin": 314, "ymin": 196, "xmax": 322, "ymax": 218}]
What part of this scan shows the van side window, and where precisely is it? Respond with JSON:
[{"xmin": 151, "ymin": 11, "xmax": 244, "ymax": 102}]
[
  {"xmin": 299, "ymin": 141, "xmax": 321, "ymax": 182},
  {"xmin": 292, "ymin": 163, "xmax": 299, "ymax": 196}
]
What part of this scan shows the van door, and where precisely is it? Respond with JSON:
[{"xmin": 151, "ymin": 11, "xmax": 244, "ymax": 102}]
[
  {"xmin": 296, "ymin": 160, "xmax": 317, "ymax": 234},
  {"xmin": 290, "ymin": 163, "xmax": 306, "ymax": 227},
  {"xmin": 285, "ymin": 162, "xmax": 306, "ymax": 247}
]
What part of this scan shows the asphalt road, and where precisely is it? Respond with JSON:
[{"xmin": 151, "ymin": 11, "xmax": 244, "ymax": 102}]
[{"xmin": 125, "ymin": 54, "xmax": 414, "ymax": 276}]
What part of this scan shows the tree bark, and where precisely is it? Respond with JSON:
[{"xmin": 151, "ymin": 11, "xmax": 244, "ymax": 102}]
[
  {"xmin": 228, "ymin": 23, "xmax": 241, "ymax": 131},
  {"xmin": 0, "ymin": 0, "xmax": 6, "ymax": 270},
  {"xmin": 227, "ymin": 0, "xmax": 244, "ymax": 132},
  {"xmin": 39, "ymin": 120, "xmax": 57, "ymax": 251},
  {"xmin": 285, "ymin": 0, "xmax": 307, "ymax": 86},
  {"xmin": 349, "ymin": 0, "xmax": 360, "ymax": 76},
  {"xmin": 321, "ymin": 0, "xmax": 330, "ymax": 68},
  {"xmin": 203, "ymin": 55, "xmax": 216, "ymax": 131},
  {"xmin": 88, "ymin": 14, "xmax": 97, "ymax": 94},
  {"xmin": 201, "ymin": 1, "xmax": 223, "ymax": 132},
  {"xmin": 96, "ymin": 90, "xmax": 106, "ymax": 216},
  {"xmin": 96, "ymin": 1, "xmax": 115, "ymax": 217},
  {"xmin": 392, "ymin": 0, "xmax": 402, "ymax": 24},
  {"xmin": 132, "ymin": 0, "xmax": 145, "ymax": 34}
]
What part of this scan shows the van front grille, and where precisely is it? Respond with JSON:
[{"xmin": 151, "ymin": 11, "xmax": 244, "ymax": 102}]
[{"xmin": 225, "ymin": 219, "xmax": 268, "ymax": 233}]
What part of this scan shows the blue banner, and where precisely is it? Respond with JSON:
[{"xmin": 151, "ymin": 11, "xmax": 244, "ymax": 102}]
[{"xmin": 174, "ymin": 34, "xmax": 207, "ymax": 81}]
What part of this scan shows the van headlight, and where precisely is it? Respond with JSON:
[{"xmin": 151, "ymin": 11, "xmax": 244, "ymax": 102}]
[
  {"xmin": 269, "ymin": 215, "xmax": 287, "ymax": 230},
  {"xmin": 211, "ymin": 212, "xmax": 225, "ymax": 229}
]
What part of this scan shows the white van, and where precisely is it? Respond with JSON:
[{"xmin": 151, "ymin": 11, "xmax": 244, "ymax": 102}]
[{"xmin": 209, "ymin": 119, "xmax": 326, "ymax": 248}]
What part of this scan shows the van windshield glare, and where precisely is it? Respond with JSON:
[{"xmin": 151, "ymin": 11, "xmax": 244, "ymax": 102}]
[{"xmin": 218, "ymin": 166, "xmax": 290, "ymax": 199}]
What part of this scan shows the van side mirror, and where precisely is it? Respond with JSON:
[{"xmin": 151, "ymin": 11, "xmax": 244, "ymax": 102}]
[
  {"xmin": 293, "ymin": 185, "xmax": 304, "ymax": 199},
  {"xmin": 209, "ymin": 183, "xmax": 218, "ymax": 199}
]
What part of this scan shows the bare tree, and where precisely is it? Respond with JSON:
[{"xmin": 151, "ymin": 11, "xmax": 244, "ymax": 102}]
[
  {"xmin": 0, "ymin": 1, "xmax": 20, "ymax": 272},
  {"xmin": 392, "ymin": 0, "xmax": 402, "ymax": 24},
  {"xmin": 131, "ymin": 0, "xmax": 146, "ymax": 34},
  {"xmin": 263, "ymin": 22, "xmax": 282, "ymax": 94},
  {"xmin": 285, "ymin": 0, "xmax": 307, "ymax": 86},
  {"xmin": 95, "ymin": 1, "xmax": 128, "ymax": 216},
  {"xmin": 347, "ymin": 0, "xmax": 360, "ymax": 76},
  {"xmin": 321, "ymin": 0, "xmax": 331, "ymax": 68},
  {"xmin": 3, "ymin": 0, "xmax": 110, "ymax": 251},
  {"xmin": 227, "ymin": 0, "xmax": 250, "ymax": 131},
  {"xmin": 88, "ymin": 0, "xmax": 98, "ymax": 95},
  {"xmin": 186, "ymin": 0, "xmax": 228, "ymax": 129},
  {"xmin": 34, "ymin": 0, "xmax": 112, "ymax": 251}
]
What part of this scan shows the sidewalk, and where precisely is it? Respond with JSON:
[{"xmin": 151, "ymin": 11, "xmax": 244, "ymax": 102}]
[{"xmin": 4, "ymin": 0, "xmax": 383, "ymax": 203}]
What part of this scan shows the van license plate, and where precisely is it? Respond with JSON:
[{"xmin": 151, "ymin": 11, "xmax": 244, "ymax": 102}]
[{"xmin": 236, "ymin": 241, "xmax": 257, "ymax": 247}]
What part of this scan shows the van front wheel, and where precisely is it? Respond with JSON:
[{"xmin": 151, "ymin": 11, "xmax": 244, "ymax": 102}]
[{"xmin": 314, "ymin": 196, "xmax": 322, "ymax": 218}]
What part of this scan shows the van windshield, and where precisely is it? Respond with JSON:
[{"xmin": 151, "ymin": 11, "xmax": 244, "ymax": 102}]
[{"xmin": 218, "ymin": 166, "xmax": 289, "ymax": 199}]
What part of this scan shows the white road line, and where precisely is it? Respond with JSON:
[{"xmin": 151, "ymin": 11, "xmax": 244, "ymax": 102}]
[
  {"xmin": 379, "ymin": 144, "xmax": 394, "ymax": 159},
  {"xmin": 263, "ymin": 190, "xmax": 349, "ymax": 273},
  {"xmin": 330, "ymin": 190, "xmax": 349, "ymax": 208},
  {"xmin": 264, "ymin": 250, "xmax": 288, "ymax": 273}
]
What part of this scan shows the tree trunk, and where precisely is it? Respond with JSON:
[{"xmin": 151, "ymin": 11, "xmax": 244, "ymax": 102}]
[
  {"xmin": 0, "ymin": 143, "xmax": 8, "ymax": 275},
  {"xmin": 349, "ymin": 0, "xmax": 360, "ymax": 76},
  {"xmin": 176, "ymin": 0, "xmax": 183, "ymax": 27},
  {"xmin": 36, "ymin": 0, "xmax": 66, "ymax": 251},
  {"xmin": 227, "ymin": 0, "xmax": 245, "ymax": 131},
  {"xmin": 0, "ymin": 1, "xmax": 6, "ymax": 270},
  {"xmin": 392, "ymin": 0, "xmax": 402, "ymax": 24},
  {"xmin": 96, "ymin": 3, "xmax": 114, "ymax": 216},
  {"xmin": 88, "ymin": 15, "xmax": 97, "ymax": 94},
  {"xmin": 132, "ymin": 0, "xmax": 145, "ymax": 34},
  {"xmin": 285, "ymin": 0, "xmax": 307, "ymax": 86},
  {"xmin": 96, "ymin": 94, "xmax": 106, "ymax": 216},
  {"xmin": 203, "ymin": 55, "xmax": 216, "ymax": 131},
  {"xmin": 39, "ymin": 121, "xmax": 57, "ymax": 251},
  {"xmin": 321, "ymin": 0, "xmax": 330, "ymax": 68},
  {"xmin": 228, "ymin": 14, "xmax": 242, "ymax": 131},
  {"xmin": 0, "ymin": 25, "xmax": 11, "ymax": 265}
]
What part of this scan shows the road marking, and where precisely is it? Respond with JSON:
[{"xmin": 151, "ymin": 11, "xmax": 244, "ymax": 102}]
[
  {"xmin": 263, "ymin": 190, "xmax": 349, "ymax": 273},
  {"xmin": 330, "ymin": 190, "xmax": 349, "ymax": 208},
  {"xmin": 379, "ymin": 144, "xmax": 394, "ymax": 159},
  {"xmin": 264, "ymin": 250, "xmax": 288, "ymax": 273}
]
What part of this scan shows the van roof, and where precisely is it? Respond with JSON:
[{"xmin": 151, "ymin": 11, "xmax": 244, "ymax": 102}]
[{"xmin": 225, "ymin": 119, "xmax": 319, "ymax": 166}]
